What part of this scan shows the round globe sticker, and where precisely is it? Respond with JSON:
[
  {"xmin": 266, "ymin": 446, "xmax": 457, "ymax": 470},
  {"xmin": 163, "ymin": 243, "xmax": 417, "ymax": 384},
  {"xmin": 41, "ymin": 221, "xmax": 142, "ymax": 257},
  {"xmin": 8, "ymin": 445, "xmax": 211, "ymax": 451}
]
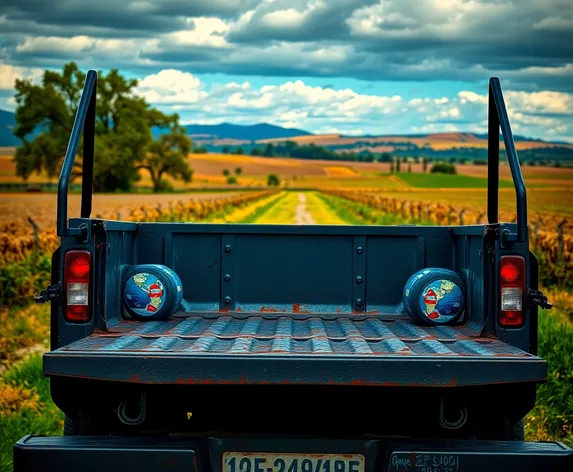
[
  {"xmin": 418, "ymin": 279, "xmax": 464, "ymax": 323},
  {"xmin": 123, "ymin": 272, "xmax": 165, "ymax": 317}
]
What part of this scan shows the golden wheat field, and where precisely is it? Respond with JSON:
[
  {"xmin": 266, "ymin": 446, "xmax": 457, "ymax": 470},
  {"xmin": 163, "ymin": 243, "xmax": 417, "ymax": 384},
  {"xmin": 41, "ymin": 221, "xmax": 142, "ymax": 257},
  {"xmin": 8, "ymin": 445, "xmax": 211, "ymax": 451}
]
[{"xmin": 3, "ymin": 150, "xmax": 573, "ymax": 189}]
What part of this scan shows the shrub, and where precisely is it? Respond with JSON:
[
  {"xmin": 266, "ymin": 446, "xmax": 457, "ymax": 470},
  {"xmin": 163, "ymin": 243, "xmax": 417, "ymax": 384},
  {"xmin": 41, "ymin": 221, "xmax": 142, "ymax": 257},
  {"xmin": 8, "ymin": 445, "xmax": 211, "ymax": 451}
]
[
  {"xmin": 155, "ymin": 179, "xmax": 174, "ymax": 192},
  {"xmin": 267, "ymin": 173, "xmax": 280, "ymax": 187},
  {"xmin": 0, "ymin": 254, "xmax": 52, "ymax": 308},
  {"xmin": 226, "ymin": 176, "xmax": 237, "ymax": 185},
  {"xmin": 430, "ymin": 162, "xmax": 457, "ymax": 174},
  {"xmin": 222, "ymin": 169, "xmax": 230, "ymax": 176}
]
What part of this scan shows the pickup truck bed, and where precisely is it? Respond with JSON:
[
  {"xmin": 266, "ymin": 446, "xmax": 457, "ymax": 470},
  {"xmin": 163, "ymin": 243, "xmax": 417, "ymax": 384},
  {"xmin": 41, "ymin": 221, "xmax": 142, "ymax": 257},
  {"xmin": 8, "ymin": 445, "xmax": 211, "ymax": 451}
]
[
  {"xmin": 17, "ymin": 74, "xmax": 570, "ymax": 472},
  {"xmin": 45, "ymin": 312, "xmax": 546, "ymax": 386}
]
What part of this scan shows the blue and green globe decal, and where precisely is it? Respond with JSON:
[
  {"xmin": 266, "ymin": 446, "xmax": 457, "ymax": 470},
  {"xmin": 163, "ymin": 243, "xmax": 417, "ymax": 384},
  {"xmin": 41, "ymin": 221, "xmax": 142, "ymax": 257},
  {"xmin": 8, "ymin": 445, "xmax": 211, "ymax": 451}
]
[
  {"xmin": 123, "ymin": 272, "xmax": 166, "ymax": 317},
  {"xmin": 418, "ymin": 279, "xmax": 464, "ymax": 323}
]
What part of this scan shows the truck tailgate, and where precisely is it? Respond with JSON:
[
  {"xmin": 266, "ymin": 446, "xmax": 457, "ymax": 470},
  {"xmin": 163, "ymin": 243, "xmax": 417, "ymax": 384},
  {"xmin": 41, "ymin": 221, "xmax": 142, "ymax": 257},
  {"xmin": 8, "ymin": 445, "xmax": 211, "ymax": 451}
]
[{"xmin": 44, "ymin": 315, "xmax": 546, "ymax": 386}]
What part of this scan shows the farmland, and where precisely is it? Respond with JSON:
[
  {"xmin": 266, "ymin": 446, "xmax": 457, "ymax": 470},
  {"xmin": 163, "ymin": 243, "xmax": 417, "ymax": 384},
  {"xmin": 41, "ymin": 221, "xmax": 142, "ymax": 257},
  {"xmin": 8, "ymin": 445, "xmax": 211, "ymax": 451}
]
[{"xmin": 1, "ymin": 150, "xmax": 572, "ymax": 470}]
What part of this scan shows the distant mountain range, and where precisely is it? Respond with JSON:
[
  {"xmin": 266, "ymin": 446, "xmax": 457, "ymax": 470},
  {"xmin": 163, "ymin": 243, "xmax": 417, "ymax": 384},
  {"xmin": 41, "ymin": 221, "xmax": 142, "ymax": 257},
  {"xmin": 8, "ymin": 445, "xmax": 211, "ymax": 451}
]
[
  {"xmin": 1, "ymin": 109, "xmax": 571, "ymax": 162},
  {"xmin": 0, "ymin": 109, "xmax": 311, "ymax": 145},
  {"xmin": 182, "ymin": 122, "xmax": 311, "ymax": 141}
]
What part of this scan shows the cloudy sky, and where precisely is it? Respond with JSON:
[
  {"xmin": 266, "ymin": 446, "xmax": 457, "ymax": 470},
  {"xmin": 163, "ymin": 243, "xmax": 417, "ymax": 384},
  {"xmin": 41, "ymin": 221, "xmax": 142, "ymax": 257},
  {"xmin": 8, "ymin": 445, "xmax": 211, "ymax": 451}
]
[{"xmin": 0, "ymin": 0, "xmax": 572, "ymax": 141}]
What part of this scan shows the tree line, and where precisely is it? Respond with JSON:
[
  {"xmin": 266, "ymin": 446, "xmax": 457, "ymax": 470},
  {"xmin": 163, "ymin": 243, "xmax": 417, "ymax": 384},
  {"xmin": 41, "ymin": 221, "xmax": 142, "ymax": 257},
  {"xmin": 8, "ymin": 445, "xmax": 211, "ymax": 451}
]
[
  {"xmin": 219, "ymin": 141, "xmax": 393, "ymax": 162},
  {"xmin": 13, "ymin": 62, "xmax": 193, "ymax": 192}
]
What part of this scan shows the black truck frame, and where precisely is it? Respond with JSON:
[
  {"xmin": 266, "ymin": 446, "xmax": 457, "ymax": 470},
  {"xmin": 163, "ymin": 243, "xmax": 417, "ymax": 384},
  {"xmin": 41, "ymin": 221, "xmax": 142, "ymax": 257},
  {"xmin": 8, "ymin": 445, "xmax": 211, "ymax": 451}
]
[{"xmin": 13, "ymin": 72, "xmax": 572, "ymax": 471}]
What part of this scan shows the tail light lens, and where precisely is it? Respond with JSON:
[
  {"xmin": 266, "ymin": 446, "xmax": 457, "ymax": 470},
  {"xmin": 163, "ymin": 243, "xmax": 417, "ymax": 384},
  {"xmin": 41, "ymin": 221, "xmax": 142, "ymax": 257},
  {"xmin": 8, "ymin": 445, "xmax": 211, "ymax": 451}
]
[
  {"xmin": 499, "ymin": 255, "xmax": 525, "ymax": 327},
  {"xmin": 64, "ymin": 250, "xmax": 92, "ymax": 322}
]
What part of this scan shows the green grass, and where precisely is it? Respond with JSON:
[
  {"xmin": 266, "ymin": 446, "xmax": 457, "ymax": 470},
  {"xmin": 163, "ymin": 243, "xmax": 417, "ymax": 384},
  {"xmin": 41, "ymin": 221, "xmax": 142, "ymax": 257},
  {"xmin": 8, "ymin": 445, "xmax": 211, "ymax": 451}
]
[
  {"xmin": 318, "ymin": 192, "xmax": 433, "ymax": 226},
  {"xmin": 237, "ymin": 192, "xmax": 289, "ymax": 224},
  {"xmin": 314, "ymin": 193, "xmax": 370, "ymax": 225},
  {"xmin": 304, "ymin": 192, "xmax": 349, "ymax": 224},
  {"xmin": 525, "ymin": 309, "xmax": 573, "ymax": 447},
  {"xmin": 0, "ymin": 354, "xmax": 63, "ymax": 472},
  {"xmin": 386, "ymin": 172, "xmax": 516, "ymax": 188},
  {"xmin": 251, "ymin": 192, "xmax": 299, "ymax": 224}
]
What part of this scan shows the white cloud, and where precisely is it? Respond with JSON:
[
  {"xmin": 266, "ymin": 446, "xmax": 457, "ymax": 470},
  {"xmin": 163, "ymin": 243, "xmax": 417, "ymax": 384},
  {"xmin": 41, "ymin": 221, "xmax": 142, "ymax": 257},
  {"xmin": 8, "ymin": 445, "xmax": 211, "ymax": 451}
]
[
  {"xmin": 126, "ymin": 68, "xmax": 573, "ymax": 139},
  {"xmin": 135, "ymin": 69, "xmax": 208, "ymax": 104},
  {"xmin": 0, "ymin": 63, "xmax": 43, "ymax": 89},
  {"xmin": 167, "ymin": 17, "xmax": 230, "ymax": 48},
  {"xmin": 15, "ymin": 36, "xmax": 137, "ymax": 57},
  {"xmin": 505, "ymin": 90, "xmax": 573, "ymax": 116}
]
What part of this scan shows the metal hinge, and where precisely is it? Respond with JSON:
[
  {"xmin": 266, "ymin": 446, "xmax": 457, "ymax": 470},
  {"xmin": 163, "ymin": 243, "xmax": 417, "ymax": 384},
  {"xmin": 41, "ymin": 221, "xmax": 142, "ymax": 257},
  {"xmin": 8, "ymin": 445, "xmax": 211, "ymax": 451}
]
[
  {"xmin": 529, "ymin": 289, "xmax": 553, "ymax": 310},
  {"xmin": 35, "ymin": 283, "xmax": 61, "ymax": 303}
]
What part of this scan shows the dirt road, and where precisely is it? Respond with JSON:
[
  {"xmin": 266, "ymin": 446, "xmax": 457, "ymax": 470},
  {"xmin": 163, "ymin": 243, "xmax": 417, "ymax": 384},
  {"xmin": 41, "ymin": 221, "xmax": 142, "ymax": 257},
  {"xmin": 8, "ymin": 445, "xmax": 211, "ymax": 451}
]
[{"xmin": 295, "ymin": 193, "xmax": 316, "ymax": 225}]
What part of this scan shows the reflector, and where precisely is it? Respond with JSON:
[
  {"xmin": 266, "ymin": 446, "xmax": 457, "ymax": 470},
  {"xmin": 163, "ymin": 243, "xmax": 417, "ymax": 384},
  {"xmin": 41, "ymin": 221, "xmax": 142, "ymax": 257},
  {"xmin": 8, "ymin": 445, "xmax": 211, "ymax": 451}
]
[
  {"xmin": 498, "ymin": 255, "xmax": 525, "ymax": 328},
  {"xmin": 64, "ymin": 250, "xmax": 92, "ymax": 322}
]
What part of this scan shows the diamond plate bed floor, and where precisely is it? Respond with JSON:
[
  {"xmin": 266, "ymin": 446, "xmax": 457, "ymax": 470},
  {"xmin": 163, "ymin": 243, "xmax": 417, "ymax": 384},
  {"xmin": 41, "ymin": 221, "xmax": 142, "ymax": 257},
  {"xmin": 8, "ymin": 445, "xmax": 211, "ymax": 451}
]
[{"xmin": 44, "ymin": 315, "xmax": 547, "ymax": 387}]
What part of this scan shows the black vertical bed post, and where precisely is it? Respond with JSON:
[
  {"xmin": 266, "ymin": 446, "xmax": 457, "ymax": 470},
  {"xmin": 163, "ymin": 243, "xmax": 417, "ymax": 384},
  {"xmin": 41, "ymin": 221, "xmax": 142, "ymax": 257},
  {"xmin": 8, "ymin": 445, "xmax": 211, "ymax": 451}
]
[
  {"xmin": 57, "ymin": 69, "xmax": 97, "ymax": 237},
  {"xmin": 487, "ymin": 77, "xmax": 528, "ymax": 243},
  {"xmin": 81, "ymin": 73, "xmax": 97, "ymax": 219},
  {"xmin": 487, "ymin": 78, "xmax": 500, "ymax": 226}
]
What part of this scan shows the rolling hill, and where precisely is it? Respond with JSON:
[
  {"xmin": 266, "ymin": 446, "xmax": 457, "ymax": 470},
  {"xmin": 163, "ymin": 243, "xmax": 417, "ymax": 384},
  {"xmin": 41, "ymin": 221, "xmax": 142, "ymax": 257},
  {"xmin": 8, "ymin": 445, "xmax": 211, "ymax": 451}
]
[
  {"xmin": 0, "ymin": 110, "xmax": 20, "ymax": 147},
  {"xmin": 0, "ymin": 109, "xmax": 312, "ymax": 145},
  {"xmin": 1, "ymin": 108, "xmax": 571, "ymax": 161},
  {"xmin": 183, "ymin": 122, "xmax": 311, "ymax": 141}
]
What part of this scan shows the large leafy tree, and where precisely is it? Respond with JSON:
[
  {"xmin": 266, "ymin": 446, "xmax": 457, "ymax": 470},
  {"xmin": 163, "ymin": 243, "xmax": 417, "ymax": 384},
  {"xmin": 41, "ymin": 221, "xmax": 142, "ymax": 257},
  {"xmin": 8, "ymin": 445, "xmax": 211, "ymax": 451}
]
[
  {"xmin": 13, "ymin": 62, "xmax": 192, "ymax": 192},
  {"xmin": 138, "ymin": 118, "xmax": 193, "ymax": 192}
]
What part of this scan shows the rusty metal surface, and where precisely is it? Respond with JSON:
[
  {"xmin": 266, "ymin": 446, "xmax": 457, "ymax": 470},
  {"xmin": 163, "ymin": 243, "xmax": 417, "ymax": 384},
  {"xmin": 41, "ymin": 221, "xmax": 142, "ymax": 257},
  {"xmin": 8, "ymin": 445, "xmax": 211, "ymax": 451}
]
[{"xmin": 59, "ymin": 315, "xmax": 531, "ymax": 357}]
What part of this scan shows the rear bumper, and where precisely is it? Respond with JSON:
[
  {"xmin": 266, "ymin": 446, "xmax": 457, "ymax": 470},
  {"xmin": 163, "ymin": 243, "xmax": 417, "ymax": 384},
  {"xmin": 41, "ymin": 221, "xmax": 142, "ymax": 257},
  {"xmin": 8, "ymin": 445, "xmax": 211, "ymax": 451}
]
[{"xmin": 14, "ymin": 435, "xmax": 573, "ymax": 472}]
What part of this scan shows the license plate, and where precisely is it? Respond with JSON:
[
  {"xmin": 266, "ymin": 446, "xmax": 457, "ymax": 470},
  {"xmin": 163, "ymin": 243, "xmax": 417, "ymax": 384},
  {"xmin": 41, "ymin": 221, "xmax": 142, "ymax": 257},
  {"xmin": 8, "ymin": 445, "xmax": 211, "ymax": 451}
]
[{"xmin": 223, "ymin": 452, "xmax": 365, "ymax": 472}]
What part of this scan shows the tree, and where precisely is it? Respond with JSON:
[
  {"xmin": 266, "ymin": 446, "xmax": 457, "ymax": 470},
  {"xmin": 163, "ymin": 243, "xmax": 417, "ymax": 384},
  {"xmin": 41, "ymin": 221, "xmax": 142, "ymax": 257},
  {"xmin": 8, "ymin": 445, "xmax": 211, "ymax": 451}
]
[
  {"xmin": 251, "ymin": 148, "xmax": 261, "ymax": 156},
  {"xmin": 267, "ymin": 173, "xmax": 280, "ymax": 187},
  {"xmin": 221, "ymin": 146, "xmax": 229, "ymax": 154},
  {"xmin": 380, "ymin": 152, "xmax": 392, "ymax": 163},
  {"xmin": 263, "ymin": 143, "xmax": 275, "ymax": 157},
  {"xmin": 227, "ymin": 176, "xmax": 237, "ymax": 184},
  {"xmin": 235, "ymin": 147, "xmax": 243, "ymax": 155},
  {"xmin": 235, "ymin": 167, "xmax": 242, "ymax": 175},
  {"xmin": 222, "ymin": 168, "xmax": 230, "ymax": 176},
  {"xmin": 390, "ymin": 161, "xmax": 394, "ymax": 173},
  {"xmin": 396, "ymin": 158, "xmax": 401, "ymax": 173},
  {"xmin": 12, "ymin": 61, "xmax": 184, "ymax": 192},
  {"xmin": 136, "ymin": 119, "xmax": 193, "ymax": 192},
  {"xmin": 431, "ymin": 162, "xmax": 457, "ymax": 174},
  {"xmin": 422, "ymin": 157, "xmax": 428, "ymax": 173},
  {"xmin": 408, "ymin": 162, "xmax": 412, "ymax": 173}
]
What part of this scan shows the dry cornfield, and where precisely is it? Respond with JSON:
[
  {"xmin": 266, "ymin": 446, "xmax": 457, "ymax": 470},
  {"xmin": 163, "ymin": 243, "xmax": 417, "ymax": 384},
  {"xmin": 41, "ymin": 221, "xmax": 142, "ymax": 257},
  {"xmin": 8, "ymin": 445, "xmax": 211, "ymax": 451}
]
[
  {"xmin": 0, "ymin": 191, "xmax": 276, "ymax": 265},
  {"xmin": 321, "ymin": 189, "xmax": 573, "ymax": 266}
]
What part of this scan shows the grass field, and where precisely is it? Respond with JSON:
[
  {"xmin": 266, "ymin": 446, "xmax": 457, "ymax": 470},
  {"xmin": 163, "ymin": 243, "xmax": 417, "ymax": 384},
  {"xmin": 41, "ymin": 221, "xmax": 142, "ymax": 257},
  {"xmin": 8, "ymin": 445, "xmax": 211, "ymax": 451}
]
[
  {"xmin": 2, "ymin": 151, "xmax": 573, "ymax": 190},
  {"xmin": 391, "ymin": 173, "xmax": 516, "ymax": 188}
]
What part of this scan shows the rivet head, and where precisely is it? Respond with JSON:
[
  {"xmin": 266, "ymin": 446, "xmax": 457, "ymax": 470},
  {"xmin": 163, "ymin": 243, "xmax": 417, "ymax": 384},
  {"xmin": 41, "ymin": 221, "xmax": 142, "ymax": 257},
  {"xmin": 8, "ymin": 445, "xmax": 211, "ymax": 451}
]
[
  {"xmin": 356, "ymin": 298, "xmax": 363, "ymax": 306},
  {"xmin": 356, "ymin": 246, "xmax": 363, "ymax": 254},
  {"xmin": 224, "ymin": 274, "xmax": 231, "ymax": 282},
  {"xmin": 225, "ymin": 245, "xmax": 232, "ymax": 253},
  {"xmin": 356, "ymin": 276, "xmax": 363, "ymax": 284},
  {"xmin": 224, "ymin": 296, "xmax": 231, "ymax": 304}
]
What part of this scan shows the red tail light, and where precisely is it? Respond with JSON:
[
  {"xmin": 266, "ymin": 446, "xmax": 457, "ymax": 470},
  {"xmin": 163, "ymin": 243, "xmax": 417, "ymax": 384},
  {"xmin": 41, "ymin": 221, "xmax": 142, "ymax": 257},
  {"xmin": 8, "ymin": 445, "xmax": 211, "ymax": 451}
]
[
  {"xmin": 64, "ymin": 250, "xmax": 92, "ymax": 322},
  {"xmin": 499, "ymin": 255, "xmax": 525, "ymax": 327}
]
